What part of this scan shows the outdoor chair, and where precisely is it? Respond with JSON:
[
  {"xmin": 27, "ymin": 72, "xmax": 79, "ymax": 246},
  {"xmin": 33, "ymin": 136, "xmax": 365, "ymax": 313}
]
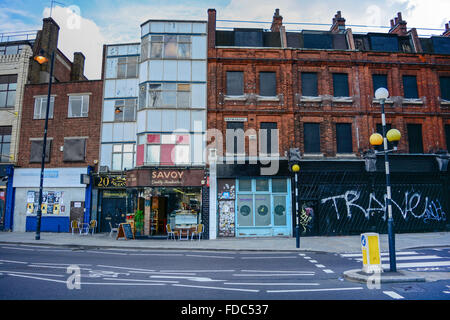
[
  {"xmin": 70, "ymin": 220, "xmax": 79, "ymax": 235},
  {"xmin": 89, "ymin": 220, "xmax": 97, "ymax": 235},
  {"xmin": 166, "ymin": 224, "xmax": 179, "ymax": 240},
  {"xmin": 191, "ymin": 224, "xmax": 204, "ymax": 241},
  {"xmin": 109, "ymin": 222, "xmax": 118, "ymax": 238}
]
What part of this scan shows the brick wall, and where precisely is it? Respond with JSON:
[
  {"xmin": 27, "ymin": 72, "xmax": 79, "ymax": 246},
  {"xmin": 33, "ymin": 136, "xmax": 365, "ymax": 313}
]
[{"xmin": 18, "ymin": 80, "xmax": 103, "ymax": 168}]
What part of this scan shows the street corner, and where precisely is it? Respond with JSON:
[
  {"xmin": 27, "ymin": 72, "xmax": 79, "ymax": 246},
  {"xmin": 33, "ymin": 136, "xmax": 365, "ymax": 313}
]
[{"xmin": 343, "ymin": 268, "xmax": 426, "ymax": 284}]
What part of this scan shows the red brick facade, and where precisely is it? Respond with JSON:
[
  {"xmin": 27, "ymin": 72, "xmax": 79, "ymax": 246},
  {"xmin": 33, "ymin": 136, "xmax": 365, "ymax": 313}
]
[
  {"xmin": 18, "ymin": 80, "xmax": 103, "ymax": 168},
  {"xmin": 207, "ymin": 9, "xmax": 450, "ymax": 157}
]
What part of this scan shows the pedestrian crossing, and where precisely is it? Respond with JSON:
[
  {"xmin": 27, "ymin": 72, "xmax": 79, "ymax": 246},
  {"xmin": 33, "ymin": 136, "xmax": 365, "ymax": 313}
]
[{"xmin": 340, "ymin": 249, "xmax": 450, "ymax": 271}]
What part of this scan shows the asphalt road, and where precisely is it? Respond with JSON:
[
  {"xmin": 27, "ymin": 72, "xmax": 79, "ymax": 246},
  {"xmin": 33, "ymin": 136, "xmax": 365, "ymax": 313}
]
[{"xmin": 0, "ymin": 244, "xmax": 449, "ymax": 305}]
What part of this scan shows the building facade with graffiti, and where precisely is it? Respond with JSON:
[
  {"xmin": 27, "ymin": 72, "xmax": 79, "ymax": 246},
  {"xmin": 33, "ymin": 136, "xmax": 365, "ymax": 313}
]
[{"xmin": 206, "ymin": 9, "xmax": 450, "ymax": 238}]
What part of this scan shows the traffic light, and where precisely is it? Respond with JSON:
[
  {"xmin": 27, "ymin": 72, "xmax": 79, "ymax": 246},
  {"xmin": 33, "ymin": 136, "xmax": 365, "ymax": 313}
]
[{"xmin": 288, "ymin": 148, "xmax": 301, "ymax": 172}]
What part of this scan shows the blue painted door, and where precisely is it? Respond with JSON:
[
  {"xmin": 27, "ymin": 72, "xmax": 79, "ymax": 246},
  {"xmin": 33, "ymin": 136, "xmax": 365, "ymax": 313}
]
[{"xmin": 235, "ymin": 178, "xmax": 291, "ymax": 237}]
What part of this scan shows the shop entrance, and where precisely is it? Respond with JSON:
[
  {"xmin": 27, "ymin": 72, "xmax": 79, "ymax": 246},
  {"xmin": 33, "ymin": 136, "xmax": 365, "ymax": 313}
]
[
  {"xmin": 100, "ymin": 190, "xmax": 127, "ymax": 233},
  {"xmin": 149, "ymin": 196, "xmax": 168, "ymax": 235}
]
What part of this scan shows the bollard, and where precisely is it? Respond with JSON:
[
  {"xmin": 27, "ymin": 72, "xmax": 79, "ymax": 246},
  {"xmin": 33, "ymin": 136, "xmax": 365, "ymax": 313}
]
[{"xmin": 361, "ymin": 233, "xmax": 383, "ymax": 273}]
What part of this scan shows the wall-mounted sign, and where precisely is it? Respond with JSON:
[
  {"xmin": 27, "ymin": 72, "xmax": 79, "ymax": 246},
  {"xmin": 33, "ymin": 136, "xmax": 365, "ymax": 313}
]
[
  {"xmin": 126, "ymin": 169, "xmax": 205, "ymax": 187},
  {"xmin": 95, "ymin": 175, "xmax": 126, "ymax": 188},
  {"xmin": 224, "ymin": 117, "xmax": 247, "ymax": 122}
]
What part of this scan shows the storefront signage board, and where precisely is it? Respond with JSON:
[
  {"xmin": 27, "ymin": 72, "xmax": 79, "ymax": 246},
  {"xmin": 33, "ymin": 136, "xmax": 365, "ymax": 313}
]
[{"xmin": 126, "ymin": 169, "xmax": 204, "ymax": 187}]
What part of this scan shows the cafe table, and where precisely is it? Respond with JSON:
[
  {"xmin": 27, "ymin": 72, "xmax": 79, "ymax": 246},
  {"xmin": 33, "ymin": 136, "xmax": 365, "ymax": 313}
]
[{"xmin": 174, "ymin": 225, "xmax": 196, "ymax": 240}]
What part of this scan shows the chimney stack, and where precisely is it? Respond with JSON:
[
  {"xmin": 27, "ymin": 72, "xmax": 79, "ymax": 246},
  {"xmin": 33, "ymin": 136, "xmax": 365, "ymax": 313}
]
[
  {"xmin": 389, "ymin": 12, "xmax": 407, "ymax": 36},
  {"xmin": 71, "ymin": 52, "xmax": 85, "ymax": 81},
  {"xmin": 271, "ymin": 8, "xmax": 283, "ymax": 32},
  {"xmin": 208, "ymin": 9, "xmax": 217, "ymax": 49},
  {"xmin": 443, "ymin": 22, "xmax": 450, "ymax": 37},
  {"xmin": 330, "ymin": 11, "xmax": 346, "ymax": 33}
]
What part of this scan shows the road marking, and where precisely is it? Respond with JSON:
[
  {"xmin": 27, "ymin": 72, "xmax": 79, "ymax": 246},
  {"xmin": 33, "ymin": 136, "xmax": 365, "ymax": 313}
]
[
  {"xmin": 1, "ymin": 270, "xmax": 65, "ymax": 277},
  {"xmin": 0, "ymin": 260, "xmax": 28, "ymax": 264},
  {"xmin": 7, "ymin": 273, "xmax": 67, "ymax": 284},
  {"xmin": 315, "ymin": 264, "xmax": 326, "ymax": 268},
  {"xmin": 323, "ymin": 269, "xmax": 335, "ymax": 274},
  {"xmin": 129, "ymin": 253, "xmax": 184, "ymax": 256},
  {"xmin": 85, "ymin": 251, "xmax": 128, "ymax": 255},
  {"xmin": 309, "ymin": 260, "xmax": 318, "ymax": 263},
  {"xmin": 355, "ymin": 255, "xmax": 443, "ymax": 262},
  {"xmin": 186, "ymin": 254, "xmax": 234, "ymax": 259},
  {"xmin": 303, "ymin": 256, "xmax": 312, "ymax": 259},
  {"xmin": 382, "ymin": 261, "xmax": 450, "ymax": 269},
  {"xmin": 241, "ymin": 269, "xmax": 315, "ymax": 274},
  {"xmin": 267, "ymin": 287, "xmax": 364, "ymax": 293},
  {"xmin": 224, "ymin": 282, "xmax": 320, "ymax": 286},
  {"xmin": 383, "ymin": 291, "xmax": 404, "ymax": 299},
  {"xmin": 233, "ymin": 273, "xmax": 315, "ymax": 277},
  {"xmin": 103, "ymin": 278, "xmax": 180, "ymax": 284},
  {"xmin": 150, "ymin": 275, "xmax": 224, "ymax": 282},
  {"xmin": 341, "ymin": 251, "xmax": 418, "ymax": 257},
  {"xmin": 164, "ymin": 270, "xmax": 235, "ymax": 273},
  {"xmin": 173, "ymin": 284, "xmax": 259, "ymax": 293},
  {"xmin": 96, "ymin": 265, "xmax": 155, "ymax": 272},
  {"xmin": 241, "ymin": 256, "xmax": 297, "ymax": 259},
  {"xmin": 1, "ymin": 247, "xmax": 34, "ymax": 251}
]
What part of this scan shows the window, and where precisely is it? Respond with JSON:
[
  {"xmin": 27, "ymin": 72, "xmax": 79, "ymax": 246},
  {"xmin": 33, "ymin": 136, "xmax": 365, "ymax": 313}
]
[
  {"xmin": 63, "ymin": 138, "xmax": 86, "ymax": 162},
  {"xmin": 403, "ymin": 75, "xmax": 418, "ymax": 99},
  {"xmin": 0, "ymin": 126, "xmax": 11, "ymax": 162},
  {"xmin": 30, "ymin": 139, "xmax": 52, "ymax": 163},
  {"xmin": 114, "ymin": 99, "xmax": 136, "ymax": 121},
  {"xmin": 407, "ymin": 124, "xmax": 423, "ymax": 153},
  {"xmin": 301, "ymin": 72, "xmax": 318, "ymax": 96},
  {"xmin": 226, "ymin": 71, "xmax": 244, "ymax": 96},
  {"xmin": 68, "ymin": 95, "xmax": 89, "ymax": 118},
  {"xmin": 112, "ymin": 144, "xmax": 135, "ymax": 171},
  {"xmin": 259, "ymin": 72, "xmax": 276, "ymax": 96},
  {"xmin": 148, "ymin": 35, "xmax": 191, "ymax": 59},
  {"xmin": 333, "ymin": 73, "xmax": 349, "ymax": 97},
  {"xmin": 226, "ymin": 122, "xmax": 244, "ymax": 155},
  {"xmin": 336, "ymin": 123, "xmax": 353, "ymax": 153},
  {"xmin": 147, "ymin": 83, "xmax": 191, "ymax": 108},
  {"xmin": 0, "ymin": 75, "xmax": 17, "ymax": 108},
  {"xmin": 372, "ymin": 74, "xmax": 388, "ymax": 96},
  {"xmin": 145, "ymin": 134, "xmax": 190, "ymax": 165},
  {"xmin": 440, "ymin": 76, "xmax": 450, "ymax": 101},
  {"xmin": 303, "ymin": 123, "xmax": 320, "ymax": 153},
  {"xmin": 117, "ymin": 56, "xmax": 138, "ymax": 79},
  {"xmin": 0, "ymin": 44, "xmax": 25, "ymax": 55},
  {"xmin": 260, "ymin": 122, "xmax": 278, "ymax": 155},
  {"xmin": 33, "ymin": 96, "xmax": 54, "ymax": 119}
]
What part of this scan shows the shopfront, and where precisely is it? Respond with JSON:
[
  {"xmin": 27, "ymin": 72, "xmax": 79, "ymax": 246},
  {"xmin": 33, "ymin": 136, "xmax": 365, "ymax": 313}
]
[{"xmin": 126, "ymin": 168, "xmax": 207, "ymax": 237}]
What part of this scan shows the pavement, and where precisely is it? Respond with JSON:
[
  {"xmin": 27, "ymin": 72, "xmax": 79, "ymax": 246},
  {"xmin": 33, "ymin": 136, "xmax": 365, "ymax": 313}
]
[{"xmin": 1, "ymin": 230, "xmax": 449, "ymax": 284}]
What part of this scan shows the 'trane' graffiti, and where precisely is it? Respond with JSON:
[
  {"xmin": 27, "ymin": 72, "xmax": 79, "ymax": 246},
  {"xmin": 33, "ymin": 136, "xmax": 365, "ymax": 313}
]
[{"xmin": 320, "ymin": 190, "xmax": 446, "ymax": 223}]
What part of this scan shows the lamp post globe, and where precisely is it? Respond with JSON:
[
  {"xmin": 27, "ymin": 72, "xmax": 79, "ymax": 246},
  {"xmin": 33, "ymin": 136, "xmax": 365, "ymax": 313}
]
[
  {"xmin": 369, "ymin": 133, "xmax": 383, "ymax": 146},
  {"xmin": 375, "ymin": 87, "xmax": 389, "ymax": 100},
  {"xmin": 291, "ymin": 164, "xmax": 300, "ymax": 172},
  {"xmin": 386, "ymin": 128, "xmax": 401, "ymax": 143}
]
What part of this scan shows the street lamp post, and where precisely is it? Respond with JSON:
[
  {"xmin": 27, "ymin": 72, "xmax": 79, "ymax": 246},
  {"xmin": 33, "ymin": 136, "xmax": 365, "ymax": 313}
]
[
  {"xmin": 292, "ymin": 164, "xmax": 300, "ymax": 248},
  {"xmin": 34, "ymin": 49, "xmax": 55, "ymax": 241},
  {"xmin": 372, "ymin": 87, "xmax": 400, "ymax": 272}
]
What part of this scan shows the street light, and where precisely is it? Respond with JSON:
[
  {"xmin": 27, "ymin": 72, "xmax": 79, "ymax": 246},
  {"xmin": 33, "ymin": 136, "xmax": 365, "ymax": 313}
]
[
  {"xmin": 369, "ymin": 87, "xmax": 401, "ymax": 272},
  {"xmin": 289, "ymin": 148, "xmax": 301, "ymax": 248},
  {"xmin": 34, "ymin": 49, "xmax": 55, "ymax": 241}
]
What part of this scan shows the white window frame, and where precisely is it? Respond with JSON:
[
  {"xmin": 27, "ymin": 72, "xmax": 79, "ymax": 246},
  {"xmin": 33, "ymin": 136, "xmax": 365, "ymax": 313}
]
[
  {"xmin": 33, "ymin": 96, "xmax": 55, "ymax": 119},
  {"xmin": 68, "ymin": 95, "xmax": 89, "ymax": 118}
]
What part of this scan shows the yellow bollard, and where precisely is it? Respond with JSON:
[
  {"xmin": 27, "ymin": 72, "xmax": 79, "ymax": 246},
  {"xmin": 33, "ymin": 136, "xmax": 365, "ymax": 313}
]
[{"xmin": 361, "ymin": 233, "xmax": 383, "ymax": 273}]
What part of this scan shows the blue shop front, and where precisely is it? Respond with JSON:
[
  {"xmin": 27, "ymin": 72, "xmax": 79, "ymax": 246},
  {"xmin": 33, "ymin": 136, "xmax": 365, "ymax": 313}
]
[{"xmin": 12, "ymin": 167, "xmax": 92, "ymax": 232}]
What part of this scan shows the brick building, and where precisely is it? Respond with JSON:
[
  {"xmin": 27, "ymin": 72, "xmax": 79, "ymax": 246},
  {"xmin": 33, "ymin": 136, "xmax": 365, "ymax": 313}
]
[
  {"xmin": 8, "ymin": 18, "xmax": 102, "ymax": 233},
  {"xmin": 207, "ymin": 9, "xmax": 450, "ymax": 237}
]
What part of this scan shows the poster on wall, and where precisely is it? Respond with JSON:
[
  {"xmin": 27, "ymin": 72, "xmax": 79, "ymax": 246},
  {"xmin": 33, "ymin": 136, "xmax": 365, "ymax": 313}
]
[{"xmin": 26, "ymin": 191, "xmax": 64, "ymax": 215}]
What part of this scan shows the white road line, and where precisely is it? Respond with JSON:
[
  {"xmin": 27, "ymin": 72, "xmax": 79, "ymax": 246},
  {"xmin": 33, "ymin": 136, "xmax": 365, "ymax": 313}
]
[
  {"xmin": 82, "ymin": 282, "xmax": 166, "ymax": 286},
  {"xmin": 382, "ymin": 261, "xmax": 450, "ymax": 269},
  {"xmin": 29, "ymin": 265, "xmax": 92, "ymax": 271},
  {"xmin": 185, "ymin": 254, "xmax": 234, "ymax": 259},
  {"xmin": 0, "ymin": 260, "xmax": 28, "ymax": 264},
  {"xmin": 173, "ymin": 284, "xmax": 259, "ymax": 293},
  {"xmin": 224, "ymin": 282, "xmax": 320, "ymax": 286},
  {"xmin": 267, "ymin": 287, "xmax": 364, "ymax": 293},
  {"xmin": 164, "ymin": 270, "xmax": 235, "ymax": 273},
  {"xmin": 85, "ymin": 251, "xmax": 128, "ymax": 255},
  {"xmin": 1, "ymin": 270, "xmax": 64, "ymax": 277},
  {"xmin": 1, "ymin": 247, "xmax": 34, "ymax": 251},
  {"xmin": 315, "ymin": 264, "xmax": 326, "ymax": 268},
  {"xmin": 383, "ymin": 291, "xmax": 404, "ymax": 299},
  {"xmin": 33, "ymin": 263, "xmax": 92, "ymax": 266},
  {"xmin": 241, "ymin": 256, "xmax": 297, "ymax": 259},
  {"xmin": 303, "ymin": 256, "xmax": 312, "ymax": 259},
  {"xmin": 355, "ymin": 255, "xmax": 443, "ymax": 262},
  {"xmin": 102, "ymin": 278, "xmax": 180, "ymax": 284},
  {"xmin": 309, "ymin": 260, "xmax": 318, "ymax": 263},
  {"xmin": 323, "ymin": 269, "xmax": 335, "ymax": 274},
  {"xmin": 96, "ymin": 265, "xmax": 155, "ymax": 272},
  {"xmin": 241, "ymin": 269, "xmax": 315, "ymax": 274},
  {"xmin": 341, "ymin": 251, "xmax": 418, "ymax": 258},
  {"xmin": 7, "ymin": 273, "xmax": 67, "ymax": 284},
  {"xmin": 233, "ymin": 273, "xmax": 315, "ymax": 277},
  {"xmin": 129, "ymin": 253, "xmax": 184, "ymax": 256}
]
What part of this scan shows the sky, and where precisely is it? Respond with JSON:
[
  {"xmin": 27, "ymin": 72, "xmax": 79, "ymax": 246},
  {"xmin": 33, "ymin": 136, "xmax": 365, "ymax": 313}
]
[{"xmin": 0, "ymin": 0, "xmax": 448, "ymax": 79}]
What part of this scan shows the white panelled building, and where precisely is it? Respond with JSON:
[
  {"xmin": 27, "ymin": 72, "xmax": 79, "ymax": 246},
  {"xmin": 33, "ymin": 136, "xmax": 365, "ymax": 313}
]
[{"xmin": 98, "ymin": 20, "xmax": 208, "ymax": 236}]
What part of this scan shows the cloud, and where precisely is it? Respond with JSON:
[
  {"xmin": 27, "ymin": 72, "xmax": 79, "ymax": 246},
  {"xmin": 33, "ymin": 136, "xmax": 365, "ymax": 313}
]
[{"xmin": 42, "ymin": 5, "xmax": 106, "ymax": 79}]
